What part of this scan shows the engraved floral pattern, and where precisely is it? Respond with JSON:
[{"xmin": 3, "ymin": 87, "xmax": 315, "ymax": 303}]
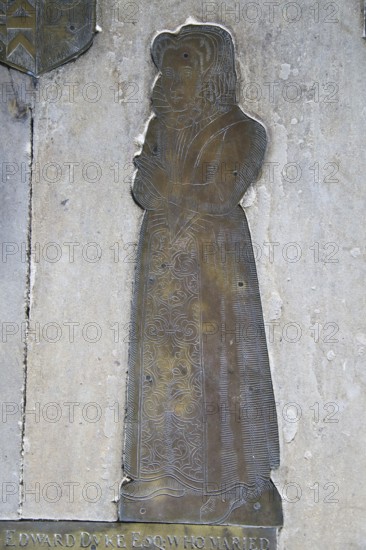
[{"xmin": 139, "ymin": 229, "xmax": 204, "ymax": 482}]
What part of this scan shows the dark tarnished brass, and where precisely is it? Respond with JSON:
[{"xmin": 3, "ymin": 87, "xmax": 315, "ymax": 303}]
[
  {"xmin": 120, "ymin": 24, "xmax": 282, "ymax": 527},
  {"xmin": 0, "ymin": 521, "xmax": 278, "ymax": 549},
  {"xmin": 0, "ymin": 0, "xmax": 96, "ymax": 76}
]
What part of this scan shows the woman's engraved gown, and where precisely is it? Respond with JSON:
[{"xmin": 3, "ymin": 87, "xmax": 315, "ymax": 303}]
[{"xmin": 120, "ymin": 25, "xmax": 282, "ymax": 526}]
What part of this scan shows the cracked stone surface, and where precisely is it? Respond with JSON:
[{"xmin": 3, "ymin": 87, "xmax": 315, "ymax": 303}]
[
  {"xmin": 0, "ymin": 0, "xmax": 365, "ymax": 546},
  {"xmin": 0, "ymin": 66, "xmax": 33, "ymax": 518}
]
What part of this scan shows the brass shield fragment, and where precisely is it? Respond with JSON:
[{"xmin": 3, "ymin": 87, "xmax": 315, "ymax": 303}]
[{"xmin": 0, "ymin": 0, "xmax": 96, "ymax": 76}]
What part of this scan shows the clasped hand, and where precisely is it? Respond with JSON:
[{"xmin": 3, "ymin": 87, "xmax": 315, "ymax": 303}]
[{"xmin": 134, "ymin": 153, "xmax": 170, "ymax": 198}]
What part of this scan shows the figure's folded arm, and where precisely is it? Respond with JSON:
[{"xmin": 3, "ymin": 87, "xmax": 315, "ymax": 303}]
[
  {"xmin": 132, "ymin": 151, "xmax": 171, "ymax": 209},
  {"xmin": 169, "ymin": 120, "xmax": 267, "ymax": 215},
  {"xmin": 132, "ymin": 169, "xmax": 165, "ymax": 210},
  {"xmin": 131, "ymin": 117, "xmax": 170, "ymax": 210}
]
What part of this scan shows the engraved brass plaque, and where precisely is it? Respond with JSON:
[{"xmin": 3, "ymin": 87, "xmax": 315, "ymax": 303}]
[
  {"xmin": 120, "ymin": 24, "xmax": 282, "ymax": 527},
  {"xmin": 0, "ymin": 0, "xmax": 96, "ymax": 76},
  {"xmin": 0, "ymin": 522, "xmax": 278, "ymax": 549}
]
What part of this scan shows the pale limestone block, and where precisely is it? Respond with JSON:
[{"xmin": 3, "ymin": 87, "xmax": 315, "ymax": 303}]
[{"xmin": 0, "ymin": 66, "xmax": 32, "ymax": 518}]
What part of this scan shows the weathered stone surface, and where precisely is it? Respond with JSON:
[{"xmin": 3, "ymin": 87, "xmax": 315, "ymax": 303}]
[
  {"xmin": 0, "ymin": 66, "xmax": 32, "ymax": 518},
  {"xmin": 0, "ymin": 0, "xmax": 363, "ymax": 547}
]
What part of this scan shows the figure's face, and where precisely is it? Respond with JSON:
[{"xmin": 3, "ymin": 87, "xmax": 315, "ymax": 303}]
[{"xmin": 160, "ymin": 47, "xmax": 201, "ymax": 112}]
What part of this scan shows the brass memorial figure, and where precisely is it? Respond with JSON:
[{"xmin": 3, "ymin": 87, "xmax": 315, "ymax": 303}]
[{"xmin": 120, "ymin": 24, "xmax": 282, "ymax": 527}]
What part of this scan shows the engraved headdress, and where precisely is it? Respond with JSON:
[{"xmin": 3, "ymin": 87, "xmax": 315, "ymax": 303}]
[{"xmin": 151, "ymin": 24, "xmax": 238, "ymax": 127}]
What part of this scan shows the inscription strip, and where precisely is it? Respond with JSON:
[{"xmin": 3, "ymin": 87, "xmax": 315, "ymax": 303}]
[{"xmin": 0, "ymin": 522, "xmax": 278, "ymax": 549}]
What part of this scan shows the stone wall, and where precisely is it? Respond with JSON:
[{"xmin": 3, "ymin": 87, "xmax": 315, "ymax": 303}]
[{"xmin": 0, "ymin": 0, "xmax": 365, "ymax": 547}]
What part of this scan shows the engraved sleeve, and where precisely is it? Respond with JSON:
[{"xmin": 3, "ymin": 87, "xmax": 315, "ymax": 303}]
[
  {"xmin": 170, "ymin": 120, "xmax": 267, "ymax": 215},
  {"xmin": 131, "ymin": 118, "xmax": 167, "ymax": 210}
]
